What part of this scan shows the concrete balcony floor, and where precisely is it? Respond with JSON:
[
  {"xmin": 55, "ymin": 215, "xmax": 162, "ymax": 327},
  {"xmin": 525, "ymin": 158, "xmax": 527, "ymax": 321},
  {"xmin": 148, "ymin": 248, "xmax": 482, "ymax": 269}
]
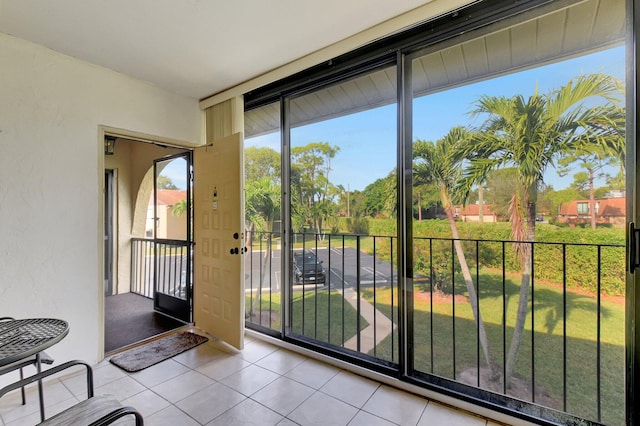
[{"xmin": 0, "ymin": 330, "xmax": 512, "ymax": 426}]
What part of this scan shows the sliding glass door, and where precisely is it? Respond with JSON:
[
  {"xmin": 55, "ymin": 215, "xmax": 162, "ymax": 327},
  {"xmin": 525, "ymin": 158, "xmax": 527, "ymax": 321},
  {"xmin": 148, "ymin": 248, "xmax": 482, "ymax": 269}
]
[
  {"xmin": 244, "ymin": 0, "xmax": 630, "ymax": 423},
  {"xmin": 286, "ymin": 64, "xmax": 399, "ymax": 362},
  {"xmin": 407, "ymin": 1, "xmax": 626, "ymax": 423}
]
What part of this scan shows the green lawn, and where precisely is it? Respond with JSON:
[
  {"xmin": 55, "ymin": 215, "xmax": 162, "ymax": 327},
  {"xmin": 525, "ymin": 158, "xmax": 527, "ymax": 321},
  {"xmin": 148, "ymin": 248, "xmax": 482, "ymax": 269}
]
[
  {"xmin": 246, "ymin": 289, "xmax": 368, "ymax": 346},
  {"xmin": 245, "ymin": 269, "xmax": 625, "ymax": 425},
  {"xmin": 245, "ymin": 218, "xmax": 626, "ymax": 424},
  {"xmin": 363, "ymin": 269, "xmax": 625, "ymax": 426}
]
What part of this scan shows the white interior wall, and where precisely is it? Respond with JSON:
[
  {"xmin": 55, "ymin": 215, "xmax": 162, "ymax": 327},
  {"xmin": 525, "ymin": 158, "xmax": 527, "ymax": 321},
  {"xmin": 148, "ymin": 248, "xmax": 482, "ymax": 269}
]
[{"xmin": 0, "ymin": 33, "xmax": 202, "ymax": 365}]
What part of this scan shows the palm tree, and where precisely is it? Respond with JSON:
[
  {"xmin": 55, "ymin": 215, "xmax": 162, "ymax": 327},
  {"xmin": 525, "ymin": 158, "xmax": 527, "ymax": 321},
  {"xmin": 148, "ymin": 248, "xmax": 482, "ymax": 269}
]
[
  {"xmin": 459, "ymin": 73, "xmax": 624, "ymax": 387},
  {"xmin": 245, "ymin": 177, "xmax": 281, "ymax": 319},
  {"xmin": 414, "ymin": 126, "xmax": 498, "ymax": 377},
  {"xmin": 171, "ymin": 199, "xmax": 187, "ymax": 217},
  {"xmin": 290, "ymin": 142, "xmax": 340, "ymax": 238}
]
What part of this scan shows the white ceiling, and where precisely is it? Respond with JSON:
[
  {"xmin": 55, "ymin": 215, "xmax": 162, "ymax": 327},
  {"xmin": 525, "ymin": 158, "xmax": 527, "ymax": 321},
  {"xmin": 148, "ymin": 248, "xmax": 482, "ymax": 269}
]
[{"xmin": 0, "ymin": 0, "xmax": 435, "ymax": 99}]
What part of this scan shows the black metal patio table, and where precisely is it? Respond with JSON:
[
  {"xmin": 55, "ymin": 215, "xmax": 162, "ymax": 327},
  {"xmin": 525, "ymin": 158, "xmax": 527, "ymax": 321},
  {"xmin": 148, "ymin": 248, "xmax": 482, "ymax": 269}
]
[{"xmin": 0, "ymin": 318, "xmax": 69, "ymax": 421}]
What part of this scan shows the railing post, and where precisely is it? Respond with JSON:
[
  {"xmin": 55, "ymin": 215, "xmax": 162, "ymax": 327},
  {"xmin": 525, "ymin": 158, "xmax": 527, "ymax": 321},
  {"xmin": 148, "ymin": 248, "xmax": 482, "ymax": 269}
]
[
  {"xmin": 502, "ymin": 241, "xmax": 507, "ymax": 394},
  {"xmin": 390, "ymin": 236, "xmax": 395, "ymax": 363},
  {"xmin": 531, "ymin": 240, "xmax": 535, "ymax": 403},
  {"xmin": 301, "ymin": 233, "xmax": 306, "ymax": 336},
  {"xmin": 342, "ymin": 235, "xmax": 345, "ymax": 346},
  {"xmin": 327, "ymin": 235, "xmax": 332, "ymax": 344},
  {"xmin": 476, "ymin": 240, "xmax": 480, "ymax": 387},
  {"xmin": 451, "ymin": 239, "xmax": 456, "ymax": 380},
  {"xmin": 259, "ymin": 232, "xmax": 263, "ymax": 324},
  {"xmin": 562, "ymin": 243, "xmax": 567, "ymax": 411},
  {"xmin": 356, "ymin": 235, "xmax": 361, "ymax": 352},
  {"xmin": 248, "ymin": 231, "xmax": 254, "ymax": 319},
  {"xmin": 147, "ymin": 240, "xmax": 153, "ymax": 297},
  {"xmin": 130, "ymin": 239, "xmax": 136, "ymax": 294},
  {"xmin": 429, "ymin": 238, "xmax": 433, "ymax": 373},
  {"xmin": 314, "ymin": 233, "xmax": 319, "ymax": 339},
  {"xmin": 268, "ymin": 231, "xmax": 273, "ymax": 327},
  {"xmin": 373, "ymin": 236, "xmax": 377, "ymax": 357},
  {"xmin": 597, "ymin": 244, "xmax": 602, "ymax": 422}
]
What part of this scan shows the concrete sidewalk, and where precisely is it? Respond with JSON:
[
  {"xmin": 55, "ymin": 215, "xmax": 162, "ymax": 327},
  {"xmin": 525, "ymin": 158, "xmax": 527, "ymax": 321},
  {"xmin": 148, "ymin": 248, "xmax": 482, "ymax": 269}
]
[{"xmin": 340, "ymin": 287, "xmax": 396, "ymax": 354}]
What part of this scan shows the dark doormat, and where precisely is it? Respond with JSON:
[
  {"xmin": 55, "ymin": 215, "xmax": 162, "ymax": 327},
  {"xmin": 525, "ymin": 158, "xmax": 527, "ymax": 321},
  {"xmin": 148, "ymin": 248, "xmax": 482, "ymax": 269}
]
[{"xmin": 109, "ymin": 331, "xmax": 208, "ymax": 372}]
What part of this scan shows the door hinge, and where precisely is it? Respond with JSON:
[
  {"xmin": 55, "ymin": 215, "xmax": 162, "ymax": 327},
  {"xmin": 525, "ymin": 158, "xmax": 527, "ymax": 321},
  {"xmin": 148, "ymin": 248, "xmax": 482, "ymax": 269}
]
[{"xmin": 630, "ymin": 222, "xmax": 640, "ymax": 273}]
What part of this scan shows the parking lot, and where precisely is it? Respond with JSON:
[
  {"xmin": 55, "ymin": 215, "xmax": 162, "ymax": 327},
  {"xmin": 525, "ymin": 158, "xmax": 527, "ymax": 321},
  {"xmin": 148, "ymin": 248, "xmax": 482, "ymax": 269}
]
[{"xmin": 244, "ymin": 247, "xmax": 397, "ymax": 292}]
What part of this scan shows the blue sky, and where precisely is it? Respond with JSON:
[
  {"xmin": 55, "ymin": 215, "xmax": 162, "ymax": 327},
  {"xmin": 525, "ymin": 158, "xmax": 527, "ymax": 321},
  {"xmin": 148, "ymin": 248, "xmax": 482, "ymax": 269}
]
[
  {"xmin": 158, "ymin": 156, "xmax": 188, "ymax": 190},
  {"xmin": 242, "ymin": 46, "xmax": 625, "ymax": 193}
]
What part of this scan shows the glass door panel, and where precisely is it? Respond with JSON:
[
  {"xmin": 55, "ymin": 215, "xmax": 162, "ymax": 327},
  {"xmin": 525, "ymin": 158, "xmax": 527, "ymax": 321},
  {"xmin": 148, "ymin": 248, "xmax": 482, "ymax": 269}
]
[
  {"xmin": 287, "ymin": 64, "xmax": 400, "ymax": 363},
  {"xmin": 410, "ymin": 0, "xmax": 626, "ymax": 423},
  {"xmin": 244, "ymin": 101, "xmax": 283, "ymax": 332},
  {"xmin": 153, "ymin": 152, "xmax": 192, "ymax": 323}
]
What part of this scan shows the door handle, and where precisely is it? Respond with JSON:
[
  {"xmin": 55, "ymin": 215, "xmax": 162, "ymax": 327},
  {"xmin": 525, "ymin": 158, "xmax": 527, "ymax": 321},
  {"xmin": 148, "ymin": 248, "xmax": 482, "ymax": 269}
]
[
  {"xmin": 630, "ymin": 222, "xmax": 639, "ymax": 273},
  {"xmin": 229, "ymin": 247, "xmax": 239, "ymax": 255}
]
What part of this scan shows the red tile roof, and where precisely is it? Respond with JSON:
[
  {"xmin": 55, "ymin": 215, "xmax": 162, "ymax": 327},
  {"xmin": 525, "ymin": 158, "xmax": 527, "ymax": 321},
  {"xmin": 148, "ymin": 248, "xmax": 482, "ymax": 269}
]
[{"xmin": 156, "ymin": 190, "xmax": 186, "ymax": 206}]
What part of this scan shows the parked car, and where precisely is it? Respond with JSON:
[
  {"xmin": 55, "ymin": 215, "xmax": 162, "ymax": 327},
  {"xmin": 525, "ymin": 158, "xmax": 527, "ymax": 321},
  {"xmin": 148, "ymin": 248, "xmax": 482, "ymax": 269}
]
[{"xmin": 293, "ymin": 251, "xmax": 326, "ymax": 285}]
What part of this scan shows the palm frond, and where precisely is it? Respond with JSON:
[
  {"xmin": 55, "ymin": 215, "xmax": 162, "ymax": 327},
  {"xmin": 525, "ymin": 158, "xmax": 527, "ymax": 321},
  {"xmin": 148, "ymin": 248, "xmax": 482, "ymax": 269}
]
[{"xmin": 546, "ymin": 73, "xmax": 623, "ymax": 120}]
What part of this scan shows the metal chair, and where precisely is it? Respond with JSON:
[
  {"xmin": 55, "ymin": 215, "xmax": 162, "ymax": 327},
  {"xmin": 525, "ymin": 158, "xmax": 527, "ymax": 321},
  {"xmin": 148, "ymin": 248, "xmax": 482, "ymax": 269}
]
[{"xmin": 0, "ymin": 360, "xmax": 143, "ymax": 425}]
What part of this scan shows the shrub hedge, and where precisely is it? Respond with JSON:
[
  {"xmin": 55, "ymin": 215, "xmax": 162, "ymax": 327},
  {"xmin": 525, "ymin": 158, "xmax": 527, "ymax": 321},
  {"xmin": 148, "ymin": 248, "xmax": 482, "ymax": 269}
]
[{"xmin": 364, "ymin": 218, "xmax": 625, "ymax": 296}]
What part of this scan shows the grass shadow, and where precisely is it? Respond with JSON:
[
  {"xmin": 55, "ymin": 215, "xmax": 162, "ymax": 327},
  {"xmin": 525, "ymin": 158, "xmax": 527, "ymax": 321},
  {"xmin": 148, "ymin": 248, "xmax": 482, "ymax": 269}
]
[{"xmin": 369, "ymin": 282, "xmax": 625, "ymax": 426}]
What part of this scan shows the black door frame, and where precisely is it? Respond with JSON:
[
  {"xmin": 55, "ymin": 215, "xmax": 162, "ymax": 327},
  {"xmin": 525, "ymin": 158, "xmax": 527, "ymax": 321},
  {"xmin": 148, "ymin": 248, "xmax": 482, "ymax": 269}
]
[
  {"xmin": 104, "ymin": 169, "xmax": 115, "ymax": 296},
  {"xmin": 152, "ymin": 151, "xmax": 194, "ymax": 323},
  {"xmin": 627, "ymin": 0, "xmax": 639, "ymax": 423}
]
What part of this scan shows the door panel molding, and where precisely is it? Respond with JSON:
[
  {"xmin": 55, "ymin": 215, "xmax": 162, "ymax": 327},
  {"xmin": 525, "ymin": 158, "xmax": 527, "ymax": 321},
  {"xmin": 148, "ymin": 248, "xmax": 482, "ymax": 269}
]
[{"xmin": 194, "ymin": 132, "xmax": 244, "ymax": 349}]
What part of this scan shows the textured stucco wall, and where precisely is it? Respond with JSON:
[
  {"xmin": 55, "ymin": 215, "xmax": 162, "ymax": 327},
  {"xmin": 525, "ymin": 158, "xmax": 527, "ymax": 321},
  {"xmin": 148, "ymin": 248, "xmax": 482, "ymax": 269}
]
[{"xmin": 0, "ymin": 33, "xmax": 202, "ymax": 365}]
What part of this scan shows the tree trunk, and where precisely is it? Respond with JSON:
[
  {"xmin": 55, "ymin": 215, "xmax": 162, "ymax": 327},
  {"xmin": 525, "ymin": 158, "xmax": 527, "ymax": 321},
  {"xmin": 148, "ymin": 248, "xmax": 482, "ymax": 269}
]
[
  {"xmin": 589, "ymin": 169, "xmax": 596, "ymax": 230},
  {"xmin": 245, "ymin": 222, "xmax": 255, "ymax": 317},
  {"xmin": 245, "ymin": 222, "xmax": 254, "ymax": 252},
  {"xmin": 250, "ymin": 232, "xmax": 271, "ymax": 320},
  {"xmin": 316, "ymin": 217, "xmax": 324, "ymax": 242},
  {"xmin": 445, "ymin": 207, "xmax": 497, "ymax": 377},
  {"xmin": 504, "ymin": 246, "xmax": 531, "ymax": 387},
  {"xmin": 504, "ymin": 201, "xmax": 536, "ymax": 387},
  {"xmin": 478, "ymin": 185, "xmax": 484, "ymax": 223}
]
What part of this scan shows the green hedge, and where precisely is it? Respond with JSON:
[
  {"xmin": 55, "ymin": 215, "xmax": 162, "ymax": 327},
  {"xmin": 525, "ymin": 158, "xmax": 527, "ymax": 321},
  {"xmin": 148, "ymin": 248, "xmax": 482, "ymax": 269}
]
[{"xmin": 366, "ymin": 218, "xmax": 625, "ymax": 296}]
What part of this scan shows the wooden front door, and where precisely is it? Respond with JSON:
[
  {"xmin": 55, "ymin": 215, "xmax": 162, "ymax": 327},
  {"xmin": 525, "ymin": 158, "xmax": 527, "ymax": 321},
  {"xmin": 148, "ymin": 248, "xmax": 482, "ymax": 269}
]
[{"xmin": 193, "ymin": 132, "xmax": 244, "ymax": 349}]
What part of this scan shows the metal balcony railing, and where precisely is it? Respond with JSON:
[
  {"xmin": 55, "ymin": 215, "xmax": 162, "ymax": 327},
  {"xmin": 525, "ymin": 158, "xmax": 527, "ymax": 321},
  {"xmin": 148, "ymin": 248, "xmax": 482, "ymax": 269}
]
[
  {"xmin": 131, "ymin": 238, "xmax": 154, "ymax": 298},
  {"xmin": 130, "ymin": 238, "xmax": 189, "ymax": 300},
  {"xmin": 243, "ymin": 230, "xmax": 625, "ymax": 425}
]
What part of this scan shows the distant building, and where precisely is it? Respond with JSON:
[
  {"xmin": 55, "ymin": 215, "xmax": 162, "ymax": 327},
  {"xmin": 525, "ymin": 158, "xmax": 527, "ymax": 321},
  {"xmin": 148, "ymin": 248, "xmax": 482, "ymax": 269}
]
[
  {"xmin": 146, "ymin": 190, "xmax": 188, "ymax": 238},
  {"xmin": 454, "ymin": 203, "xmax": 501, "ymax": 223},
  {"xmin": 556, "ymin": 197, "xmax": 626, "ymax": 227}
]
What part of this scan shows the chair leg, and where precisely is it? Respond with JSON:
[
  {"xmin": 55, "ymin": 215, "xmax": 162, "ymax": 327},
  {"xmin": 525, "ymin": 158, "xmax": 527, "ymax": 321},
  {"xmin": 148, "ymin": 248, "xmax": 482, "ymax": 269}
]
[
  {"xmin": 36, "ymin": 353, "xmax": 45, "ymax": 422},
  {"xmin": 19, "ymin": 367, "xmax": 25, "ymax": 405}
]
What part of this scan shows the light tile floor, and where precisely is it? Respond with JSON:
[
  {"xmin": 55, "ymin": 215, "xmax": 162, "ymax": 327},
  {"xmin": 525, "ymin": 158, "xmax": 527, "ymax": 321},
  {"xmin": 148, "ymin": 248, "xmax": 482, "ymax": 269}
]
[{"xmin": 0, "ymin": 333, "xmax": 503, "ymax": 426}]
